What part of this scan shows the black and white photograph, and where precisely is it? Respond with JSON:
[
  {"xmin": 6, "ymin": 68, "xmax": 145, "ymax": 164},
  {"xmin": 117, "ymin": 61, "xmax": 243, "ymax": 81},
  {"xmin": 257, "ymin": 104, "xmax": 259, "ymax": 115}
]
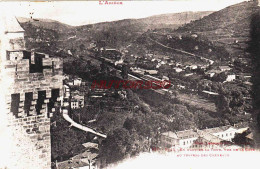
[{"xmin": 0, "ymin": 0, "xmax": 260, "ymax": 169}]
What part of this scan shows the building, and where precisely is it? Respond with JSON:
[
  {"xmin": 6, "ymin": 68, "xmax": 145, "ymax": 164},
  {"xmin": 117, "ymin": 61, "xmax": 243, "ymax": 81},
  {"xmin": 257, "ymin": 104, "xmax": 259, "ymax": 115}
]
[
  {"xmin": 73, "ymin": 78, "xmax": 82, "ymax": 86},
  {"xmin": 203, "ymin": 126, "xmax": 238, "ymax": 142},
  {"xmin": 71, "ymin": 97, "xmax": 84, "ymax": 109},
  {"xmin": 0, "ymin": 14, "xmax": 63, "ymax": 168},
  {"xmin": 206, "ymin": 65, "xmax": 232, "ymax": 78},
  {"xmin": 191, "ymin": 130, "xmax": 225, "ymax": 149},
  {"xmin": 188, "ymin": 65, "xmax": 198, "ymax": 70},
  {"xmin": 173, "ymin": 67, "xmax": 183, "ymax": 73},
  {"xmin": 82, "ymin": 142, "xmax": 99, "ymax": 150},
  {"xmin": 160, "ymin": 130, "xmax": 199, "ymax": 148},
  {"xmin": 71, "ymin": 90, "xmax": 84, "ymax": 109},
  {"xmin": 56, "ymin": 143, "xmax": 99, "ymax": 169},
  {"xmin": 176, "ymin": 130, "xmax": 199, "ymax": 148},
  {"xmin": 225, "ymin": 74, "xmax": 236, "ymax": 82},
  {"xmin": 63, "ymin": 84, "xmax": 71, "ymax": 99},
  {"xmin": 160, "ymin": 131, "xmax": 179, "ymax": 148},
  {"xmin": 218, "ymin": 66, "xmax": 232, "ymax": 72},
  {"xmin": 65, "ymin": 77, "xmax": 82, "ymax": 86},
  {"xmin": 145, "ymin": 70, "xmax": 158, "ymax": 75},
  {"xmin": 160, "ymin": 124, "xmax": 249, "ymax": 149}
]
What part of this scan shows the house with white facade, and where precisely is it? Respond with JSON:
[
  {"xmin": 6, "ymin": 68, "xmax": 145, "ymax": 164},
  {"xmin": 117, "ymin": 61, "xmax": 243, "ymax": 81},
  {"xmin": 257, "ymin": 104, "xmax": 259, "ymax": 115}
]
[
  {"xmin": 203, "ymin": 126, "xmax": 238, "ymax": 142},
  {"xmin": 73, "ymin": 78, "xmax": 82, "ymax": 86},
  {"xmin": 176, "ymin": 130, "xmax": 200, "ymax": 148},
  {"xmin": 225, "ymin": 74, "xmax": 236, "ymax": 82},
  {"xmin": 63, "ymin": 84, "xmax": 71, "ymax": 99},
  {"xmin": 160, "ymin": 123, "xmax": 249, "ymax": 148},
  {"xmin": 71, "ymin": 90, "xmax": 84, "ymax": 109},
  {"xmin": 71, "ymin": 95, "xmax": 84, "ymax": 109}
]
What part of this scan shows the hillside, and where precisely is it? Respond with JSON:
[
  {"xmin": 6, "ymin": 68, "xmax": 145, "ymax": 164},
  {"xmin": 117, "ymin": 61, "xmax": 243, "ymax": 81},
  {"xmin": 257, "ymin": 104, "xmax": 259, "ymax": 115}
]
[
  {"xmin": 130, "ymin": 1, "xmax": 260, "ymax": 63},
  {"xmin": 17, "ymin": 17, "xmax": 73, "ymax": 33},
  {"xmin": 175, "ymin": 1, "xmax": 260, "ymax": 55},
  {"xmin": 139, "ymin": 11, "xmax": 212, "ymax": 26},
  {"xmin": 70, "ymin": 11, "xmax": 212, "ymax": 48},
  {"xmin": 18, "ymin": 11, "xmax": 212, "ymax": 56}
]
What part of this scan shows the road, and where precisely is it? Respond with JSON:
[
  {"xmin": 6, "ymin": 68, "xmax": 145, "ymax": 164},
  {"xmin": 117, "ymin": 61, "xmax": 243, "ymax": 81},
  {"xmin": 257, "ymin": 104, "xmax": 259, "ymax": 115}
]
[
  {"xmin": 62, "ymin": 109, "xmax": 107, "ymax": 138},
  {"xmin": 147, "ymin": 34, "xmax": 214, "ymax": 64}
]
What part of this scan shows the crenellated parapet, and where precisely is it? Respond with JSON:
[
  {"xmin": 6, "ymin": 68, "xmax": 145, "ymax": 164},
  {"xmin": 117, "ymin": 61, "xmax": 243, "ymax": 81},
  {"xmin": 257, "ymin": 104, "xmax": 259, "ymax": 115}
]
[
  {"xmin": 0, "ymin": 14, "xmax": 63, "ymax": 169},
  {"xmin": 3, "ymin": 50, "xmax": 63, "ymax": 118}
]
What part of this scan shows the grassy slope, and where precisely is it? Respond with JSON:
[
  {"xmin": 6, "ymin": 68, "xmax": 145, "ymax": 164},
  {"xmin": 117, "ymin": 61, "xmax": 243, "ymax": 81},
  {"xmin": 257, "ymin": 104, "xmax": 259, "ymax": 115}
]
[{"xmin": 175, "ymin": 1, "xmax": 260, "ymax": 55}]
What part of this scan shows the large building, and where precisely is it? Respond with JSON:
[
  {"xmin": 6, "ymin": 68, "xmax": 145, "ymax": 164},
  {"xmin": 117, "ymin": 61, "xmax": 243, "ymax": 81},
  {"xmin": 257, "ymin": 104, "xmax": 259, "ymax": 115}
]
[
  {"xmin": 160, "ymin": 124, "xmax": 249, "ymax": 149},
  {"xmin": 0, "ymin": 14, "xmax": 63, "ymax": 168}
]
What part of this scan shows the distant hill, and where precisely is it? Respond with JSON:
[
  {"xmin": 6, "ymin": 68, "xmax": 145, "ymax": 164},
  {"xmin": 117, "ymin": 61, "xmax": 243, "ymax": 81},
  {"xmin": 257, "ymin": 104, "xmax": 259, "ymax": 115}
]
[
  {"xmin": 17, "ymin": 17, "xmax": 73, "ymax": 33},
  {"xmin": 18, "ymin": 11, "xmax": 212, "ymax": 56},
  {"xmin": 66, "ymin": 11, "xmax": 212, "ymax": 49},
  {"xmin": 138, "ymin": 11, "xmax": 213, "ymax": 26},
  {"xmin": 175, "ymin": 1, "xmax": 260, "ymax": 55},
  {"xmin": 130, "ymin": 1, "xmax": 260, "ymax": 63},
  {"xmin": 75, "ymin": 11, "xmax": 213, "ymax": 31}
]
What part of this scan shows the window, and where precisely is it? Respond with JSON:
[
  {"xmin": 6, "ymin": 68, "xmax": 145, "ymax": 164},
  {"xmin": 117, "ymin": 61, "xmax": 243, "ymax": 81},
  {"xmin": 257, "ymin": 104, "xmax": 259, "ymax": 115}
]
[
  {"xmin": 36, "ymin": 91, "xmax": 46, "ymax": 114},
  {"xmin": 48, "ymin": 89, "xmax": 59, "ymax": 113},
  {"xmin": 15, "ymin": 65, "xmax": 17, "ymax": 75},
  {"xmin": 11, "ymin": 94, "xmax": 20, "ymax": 117},
  {"xmin": 222, "ymin": 134, "xmax": 224, "ymax": 138},
  {"xmin": 52, "ymin": 61, "xmax": 55, "ymax": 73},
  {"xmin": 24, "ymin": 92, "xmax": 33, "ymax": 116},
  {"xmin": 29, "ymin": 53, "xmax": 45, "ymax": 73}
]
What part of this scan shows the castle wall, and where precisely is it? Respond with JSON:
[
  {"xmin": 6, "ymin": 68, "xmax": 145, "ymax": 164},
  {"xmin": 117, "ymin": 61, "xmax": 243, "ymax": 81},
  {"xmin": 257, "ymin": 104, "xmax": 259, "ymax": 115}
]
[
  {"xmin": 0, "ymin": 14, "xmax": 63, "ymax": 169},
  {"xmin": 1, "ymin": 53, "xmax": 63, "ymax": 169}
]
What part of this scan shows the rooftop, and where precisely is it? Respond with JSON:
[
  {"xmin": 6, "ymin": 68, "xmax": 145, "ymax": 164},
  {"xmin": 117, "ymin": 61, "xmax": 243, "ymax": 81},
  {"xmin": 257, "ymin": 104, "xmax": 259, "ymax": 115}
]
[
  {"xmin": 57, "ymin": 159, "xmax": 88, "ymax": 169},
  {"xmin": 197, "ymin": 130, "xmax": 223, "ymax": 143},
  {"xmin": 202, "ymin": 90, "xmax": 219, "ymax": 95},
  {"xmin": 219, "ymin": 66, "xmax": 231, "ymax": 70},
  {"xmin": 176, "ymin": 130, "xmax": 199, "ymax": 139},
  {"xmin": 203, "ymin": 125, "xmax": 231, "ymax": 134},
  {"xmin": 162, "ymin": 123, "xmax": 249, "ymax": 140},
  {"xmin": 161, "ymin": 131, "xmax": 178, "ymax": 139}
]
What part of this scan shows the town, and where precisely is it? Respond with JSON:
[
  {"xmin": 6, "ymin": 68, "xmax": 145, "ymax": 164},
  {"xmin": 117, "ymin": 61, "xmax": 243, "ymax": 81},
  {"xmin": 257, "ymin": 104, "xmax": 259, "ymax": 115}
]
[{"xmin": 1, "ymin": 0, "xmax": 260, "ymax": 169}]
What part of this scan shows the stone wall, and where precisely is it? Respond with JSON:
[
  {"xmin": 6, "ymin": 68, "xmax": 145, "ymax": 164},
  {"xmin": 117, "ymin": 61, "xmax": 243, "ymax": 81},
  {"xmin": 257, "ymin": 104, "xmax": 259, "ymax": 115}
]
[
  {"xmin": 0, "ymin": 15, "xmax": 63, "ymax": 168},
  {"xmin": 6, "ymin": 114, "xmax": 51, "ymax": 169},
  {"xmin": 1, "ymin": 51, "xmax": 63, "ymax": 169}
]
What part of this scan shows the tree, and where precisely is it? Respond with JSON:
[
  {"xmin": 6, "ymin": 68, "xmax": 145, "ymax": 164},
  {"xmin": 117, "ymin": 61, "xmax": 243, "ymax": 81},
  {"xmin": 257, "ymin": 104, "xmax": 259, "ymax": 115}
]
[
  {"xmin": 80, "ymin": 44, "xmax": 85, "ymax": 52},
  {"xmin": 232, "ymin": 129, "xmax": 252, "ymax": 146},
  {"xmin": 194, "ymin": 110, "xmax": 221, "ymax": 129},
  {"xmin": 96, "ymin": 113, "xmax": 122, "ymax": 133},
  {"xmin": 99, "ymin": 128, "xmax": 133, "ymax": 164},
  {"xmin": 160, "ymin": 104, "xmax": 195, "ymax": 131},
  {"xmin": 121, "ymin": 65, "xmax": 129, "ymax": 79},
  {"xmin": 51, "ymin": 113, "xmax": 88, "ymax": 161}
]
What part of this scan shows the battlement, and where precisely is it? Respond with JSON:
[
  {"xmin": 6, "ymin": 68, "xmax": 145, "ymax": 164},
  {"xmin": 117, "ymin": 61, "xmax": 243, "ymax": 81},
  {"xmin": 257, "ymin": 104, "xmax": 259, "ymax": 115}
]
[
  {"xmin": 3, "ymin": 50, "xmax": 63, "ymax": 116},
  {"xmin": 1, "ymin": 50, "xmax": 63, "ymax": 168},
  {"xmin": 0, "ymin": 13, "xmax": 63, "ymax": 169}
]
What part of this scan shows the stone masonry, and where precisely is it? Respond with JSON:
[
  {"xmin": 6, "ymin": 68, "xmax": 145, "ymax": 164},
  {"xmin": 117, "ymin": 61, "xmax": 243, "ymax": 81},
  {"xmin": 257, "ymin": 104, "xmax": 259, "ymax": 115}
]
[{"xmin": 0, "ymin": 14, "xmax": 63, "ymax": 168}]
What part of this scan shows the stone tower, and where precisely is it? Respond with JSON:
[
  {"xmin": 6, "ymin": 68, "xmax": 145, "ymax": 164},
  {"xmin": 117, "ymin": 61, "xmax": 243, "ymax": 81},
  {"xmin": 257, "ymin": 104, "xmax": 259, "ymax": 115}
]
[{"xmin": 0, "ymin": 14, "xmax": 63, "ymax": 168}]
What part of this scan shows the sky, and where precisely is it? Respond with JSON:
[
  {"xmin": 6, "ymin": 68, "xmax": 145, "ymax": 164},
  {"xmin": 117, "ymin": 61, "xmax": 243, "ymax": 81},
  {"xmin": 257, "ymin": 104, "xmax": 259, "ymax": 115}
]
[{"xmin": 0, "ymin": 0, "xmax": 248, "ymax": 26}]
